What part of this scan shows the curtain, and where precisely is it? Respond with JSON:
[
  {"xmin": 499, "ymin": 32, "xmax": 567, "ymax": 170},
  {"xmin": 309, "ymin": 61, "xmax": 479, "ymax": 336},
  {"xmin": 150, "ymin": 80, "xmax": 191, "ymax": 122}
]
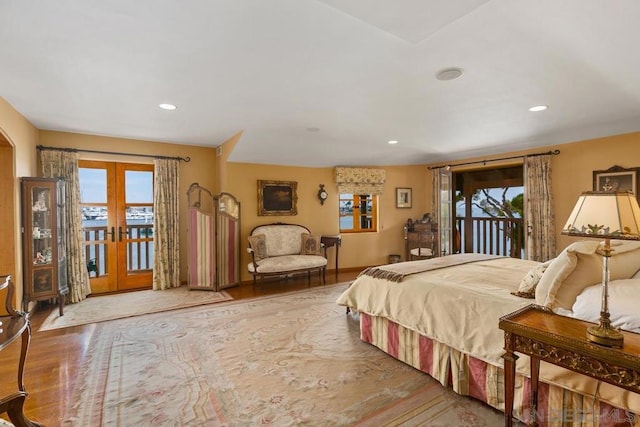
[
  {"xmin": 525, "ymin": 154, "xmax": 556, "ymax": 261},
  {"xmin": 40, "ymin": 149, "xmax": 91, "ymax": 303},
  {"xmin": 152, "ymin": 158, "xmax": 180, "ymax": 290},
  {"xmin": 334, "ymin": 167, "xmax": 386, "ymax": 195},
  {"xmin": 432, "ymin": 167, "xmax": 452, "ymax": 256}
]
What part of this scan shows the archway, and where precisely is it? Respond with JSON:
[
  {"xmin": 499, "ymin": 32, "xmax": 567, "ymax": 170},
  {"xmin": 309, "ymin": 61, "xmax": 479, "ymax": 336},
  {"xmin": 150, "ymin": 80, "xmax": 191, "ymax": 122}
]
[{"xmin": 0, "ymin": 132, "xmax": 17, "ymax": 289}]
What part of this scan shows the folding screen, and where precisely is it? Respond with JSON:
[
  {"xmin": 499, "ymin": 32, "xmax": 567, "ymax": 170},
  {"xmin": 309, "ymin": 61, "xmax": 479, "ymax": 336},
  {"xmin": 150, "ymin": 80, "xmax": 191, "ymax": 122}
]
[{"xmin": 187, "ymin": 183, "xmax": 241, "ymax": 291}]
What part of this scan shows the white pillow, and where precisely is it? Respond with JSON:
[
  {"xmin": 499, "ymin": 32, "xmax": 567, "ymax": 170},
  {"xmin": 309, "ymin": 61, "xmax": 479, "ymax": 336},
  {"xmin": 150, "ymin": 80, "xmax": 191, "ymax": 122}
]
[
  {"xmin": 511, "ymin": 259, "xmax": 554, "ymax": 298},
  {"xmin": 536, "ymin": 240, "xmax": 640, "ymax": 310},
  {"xmin": 571, "ymin": 279, "xmax": 640, "ymax": 333}
]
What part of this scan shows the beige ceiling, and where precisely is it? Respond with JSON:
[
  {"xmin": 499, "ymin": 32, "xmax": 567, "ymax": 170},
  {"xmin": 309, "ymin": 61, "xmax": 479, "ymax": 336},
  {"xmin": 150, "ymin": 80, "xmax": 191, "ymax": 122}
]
[{"xmin": 1, "ymin": 0, "xmax": 639, "ymax": 167}]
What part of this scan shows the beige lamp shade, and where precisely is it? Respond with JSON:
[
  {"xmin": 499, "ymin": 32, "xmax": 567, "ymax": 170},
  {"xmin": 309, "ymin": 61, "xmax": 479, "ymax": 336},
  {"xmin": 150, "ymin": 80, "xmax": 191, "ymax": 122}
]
[{"xmin": 561, "ymin": 191, "xmax": 640, "ymax": 239}]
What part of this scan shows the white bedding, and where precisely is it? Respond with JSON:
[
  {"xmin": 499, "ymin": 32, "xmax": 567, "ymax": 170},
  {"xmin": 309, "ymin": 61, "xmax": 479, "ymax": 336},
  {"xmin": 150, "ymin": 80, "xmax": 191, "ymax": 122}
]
[
  {"xmin": 337, "ymin": 254, "xmax": 538, "ymax": 367},
  {"xmin": 336, "ymin": 253, "xmax": 640, "ymax": 414}
]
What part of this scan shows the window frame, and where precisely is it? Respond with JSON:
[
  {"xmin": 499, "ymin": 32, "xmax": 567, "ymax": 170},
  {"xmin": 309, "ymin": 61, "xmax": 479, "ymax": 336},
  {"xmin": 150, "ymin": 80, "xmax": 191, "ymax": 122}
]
[{"xmin": 339, "ymin": 193, "xmax": 378, "ymax": 233}]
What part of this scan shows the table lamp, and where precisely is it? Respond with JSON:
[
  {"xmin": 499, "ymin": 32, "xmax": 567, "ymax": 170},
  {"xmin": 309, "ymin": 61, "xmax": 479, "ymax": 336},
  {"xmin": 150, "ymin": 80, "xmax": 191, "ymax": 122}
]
[{"xmin": 561, "ymin": 191, "xmax": 640, "ymax": 347}]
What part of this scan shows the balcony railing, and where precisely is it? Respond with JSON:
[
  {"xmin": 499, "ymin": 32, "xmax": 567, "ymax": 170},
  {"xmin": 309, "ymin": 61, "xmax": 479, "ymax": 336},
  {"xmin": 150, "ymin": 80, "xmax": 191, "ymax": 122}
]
[
  {"xmin": 82, "ymin": 224, "xmax": 154, "ymax": 276},
  {"xmin": 455, "ymin": 216, "xmax": 524, "ymax": 258}
]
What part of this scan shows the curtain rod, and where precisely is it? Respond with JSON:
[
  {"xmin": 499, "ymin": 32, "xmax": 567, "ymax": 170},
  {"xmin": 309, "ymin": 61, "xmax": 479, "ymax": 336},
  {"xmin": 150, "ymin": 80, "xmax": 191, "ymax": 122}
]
[
  {"xmin": 36, "ymin": 145, "xmax": 191, "ymax": 162},
  {"xmin": 426, "ymin": 149, "xmax": 560, "ymax": 170}
]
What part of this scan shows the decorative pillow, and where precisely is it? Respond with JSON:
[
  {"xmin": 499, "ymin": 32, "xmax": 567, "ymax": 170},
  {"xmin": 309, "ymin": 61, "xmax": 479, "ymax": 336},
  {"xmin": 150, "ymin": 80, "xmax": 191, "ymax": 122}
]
[
  {"xmin": 536, "ymin": 240, "xmax": 640, "ymax": 310},
  {"xmin": 572, "ymin": 279, "xmax": 640, "ymax": 333},
  {"xmin": 301, "ymin": 233, "xmax": 322, "ymax": 255},
  {"xmin": 511, "ymin": 259, "xmax": 554, "ymax": 299},
  {"xmin": 248, "ymin": 234, "xmax": 268, "ymax": 261}
]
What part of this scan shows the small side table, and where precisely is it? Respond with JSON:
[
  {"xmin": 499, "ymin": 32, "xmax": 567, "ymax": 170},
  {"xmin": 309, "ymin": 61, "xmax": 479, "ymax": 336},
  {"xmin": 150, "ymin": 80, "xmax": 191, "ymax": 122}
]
[
  {"xmin": 321, "ymin": 235, "xmax": 341, "ymax": 281},
  {"xmin": 499, "ymin": 304, "xmax": 640, "ymax": 427},
  {"xmin": 0, "ymin": 276, "xmax": 43, "ymax": 427}
]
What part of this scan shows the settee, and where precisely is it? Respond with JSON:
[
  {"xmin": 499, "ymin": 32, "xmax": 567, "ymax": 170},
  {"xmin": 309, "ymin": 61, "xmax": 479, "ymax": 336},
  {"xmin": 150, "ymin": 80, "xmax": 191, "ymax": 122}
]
[{"xmin": 247, "ymin": 223, "xmax": 327, "ymax": 286}]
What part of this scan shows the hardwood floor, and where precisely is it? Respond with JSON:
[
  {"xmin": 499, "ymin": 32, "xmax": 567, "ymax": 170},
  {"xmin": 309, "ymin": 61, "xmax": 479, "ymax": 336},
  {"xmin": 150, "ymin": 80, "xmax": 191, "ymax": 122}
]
[{"xmin": 0, "ymin": 270, "xmax": 359, "ymax": 426}]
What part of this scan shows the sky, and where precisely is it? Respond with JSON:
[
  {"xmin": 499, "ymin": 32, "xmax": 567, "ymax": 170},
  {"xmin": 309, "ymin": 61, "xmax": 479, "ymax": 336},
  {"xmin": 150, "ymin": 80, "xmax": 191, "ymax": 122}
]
[{"xmin": 79, "ymin": 168, "xmax": 153, "ymax": 204}]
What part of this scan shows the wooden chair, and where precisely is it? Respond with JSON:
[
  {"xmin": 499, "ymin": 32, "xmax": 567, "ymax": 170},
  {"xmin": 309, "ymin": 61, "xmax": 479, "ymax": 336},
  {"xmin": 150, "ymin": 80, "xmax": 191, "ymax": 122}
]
[{"xmin": 405, "ymin": 223, "xmax": 437, "ymax": 260}]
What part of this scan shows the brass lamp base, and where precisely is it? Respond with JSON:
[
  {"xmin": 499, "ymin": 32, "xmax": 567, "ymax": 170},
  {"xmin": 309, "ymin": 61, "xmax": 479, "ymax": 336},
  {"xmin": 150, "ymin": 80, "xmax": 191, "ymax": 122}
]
[{"xmin": 586, "ymin": 312, "xmax": 623, "ymax": 348}]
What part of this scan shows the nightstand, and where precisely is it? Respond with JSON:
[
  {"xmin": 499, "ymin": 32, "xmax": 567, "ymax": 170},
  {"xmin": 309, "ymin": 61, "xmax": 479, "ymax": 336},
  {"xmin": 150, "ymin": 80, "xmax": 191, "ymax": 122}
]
[{"xmin": 499, "ymin": 304, "xmax": 640, "ymax": 427}]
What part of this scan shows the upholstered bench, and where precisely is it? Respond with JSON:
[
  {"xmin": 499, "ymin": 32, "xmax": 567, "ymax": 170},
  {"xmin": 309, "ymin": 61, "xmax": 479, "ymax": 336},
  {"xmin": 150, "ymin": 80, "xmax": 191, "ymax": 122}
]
[{"xmin": 247, "ymin": 223, "xmax": 327, "ymax": 286}]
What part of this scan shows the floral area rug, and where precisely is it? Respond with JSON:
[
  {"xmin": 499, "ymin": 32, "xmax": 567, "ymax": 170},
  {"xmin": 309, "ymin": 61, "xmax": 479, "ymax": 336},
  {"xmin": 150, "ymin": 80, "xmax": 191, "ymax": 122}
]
[
  {"xmin": 39, "ymin": 286, "xmax": 232, "ymax": 331},
  {"xmin": 62, "ymin": 284, "xmax": 506, "ymax": 426}
]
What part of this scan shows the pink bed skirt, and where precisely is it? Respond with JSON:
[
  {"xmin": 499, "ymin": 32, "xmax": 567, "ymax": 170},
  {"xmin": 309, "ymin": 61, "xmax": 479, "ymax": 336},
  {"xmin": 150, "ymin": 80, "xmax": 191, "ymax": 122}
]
[{"xmin": 360, "ymin": 312, "xmax": 638, "ymax": 427}]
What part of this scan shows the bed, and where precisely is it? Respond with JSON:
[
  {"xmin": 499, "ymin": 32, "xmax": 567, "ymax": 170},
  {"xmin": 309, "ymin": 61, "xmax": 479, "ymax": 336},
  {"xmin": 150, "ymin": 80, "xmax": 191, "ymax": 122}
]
[{"xmin": 336, "ymin": 243, "xmax": 640, "ymax": 426}]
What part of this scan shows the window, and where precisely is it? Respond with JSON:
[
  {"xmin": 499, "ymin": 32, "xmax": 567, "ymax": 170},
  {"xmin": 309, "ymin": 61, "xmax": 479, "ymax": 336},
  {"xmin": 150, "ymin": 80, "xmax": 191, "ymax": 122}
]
[{"xmin": 339, "ymin": 193, "xmax": 377, "ymax": 232}]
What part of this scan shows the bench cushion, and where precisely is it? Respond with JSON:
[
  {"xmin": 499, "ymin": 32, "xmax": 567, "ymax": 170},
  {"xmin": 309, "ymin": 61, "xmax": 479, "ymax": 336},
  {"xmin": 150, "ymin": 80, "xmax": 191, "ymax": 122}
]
[
  {"xmin": 251, "ymin": 224, "xmax": 308, "ymax": 257},
  {"xmin": 248, "ymin": 255, "xmax": 327, "ymax": 273}
]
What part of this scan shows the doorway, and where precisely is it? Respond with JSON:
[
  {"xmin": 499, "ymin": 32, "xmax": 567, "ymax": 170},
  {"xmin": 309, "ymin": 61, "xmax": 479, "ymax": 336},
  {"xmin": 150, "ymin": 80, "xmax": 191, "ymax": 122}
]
[
  {"xmin": 453, "ymin": 166, "xmax": 524, "ymax": 258},
  {"xmin": 79, "ymin": 161, "xmax": 154, "ymax": 293},
  {"xmin": 0, "ymin": 134, "xmax": 16, "ymax": 287}
]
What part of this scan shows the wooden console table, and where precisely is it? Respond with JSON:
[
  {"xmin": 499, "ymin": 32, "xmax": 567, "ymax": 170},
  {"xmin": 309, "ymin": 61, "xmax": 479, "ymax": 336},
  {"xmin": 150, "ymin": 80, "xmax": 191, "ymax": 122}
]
[
  {"xmin": 0, "ymin": 276, "xmax": 42, "ymax": 427},
  {"xmin": 321, "ymin": 235, "xmax": 341, "ymax": 280},
  {"xmin": 499, "ymin": 304, "xmax": 640, "ymax": 427}
]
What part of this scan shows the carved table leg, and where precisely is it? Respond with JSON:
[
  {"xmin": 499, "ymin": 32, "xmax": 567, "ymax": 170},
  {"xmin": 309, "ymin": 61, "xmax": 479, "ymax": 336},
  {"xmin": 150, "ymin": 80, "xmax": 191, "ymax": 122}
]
[
  {"xmin": 530, "ymin": 355, "xmax": 540, "ymax": 427},
  {"xmin": 503, "ymin": 332, "xmax": 518, "ymax": 427}
]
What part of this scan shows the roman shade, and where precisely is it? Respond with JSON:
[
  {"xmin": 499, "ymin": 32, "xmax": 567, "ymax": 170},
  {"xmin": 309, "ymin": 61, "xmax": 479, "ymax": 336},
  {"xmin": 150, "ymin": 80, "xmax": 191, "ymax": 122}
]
[{"xmin": 334, "ymin": 167, "xmax": 386, "ymax": 195}]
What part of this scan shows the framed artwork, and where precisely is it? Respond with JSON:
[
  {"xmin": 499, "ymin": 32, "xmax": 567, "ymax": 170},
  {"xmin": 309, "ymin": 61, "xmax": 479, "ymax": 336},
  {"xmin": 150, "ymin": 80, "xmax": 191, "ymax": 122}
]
[
  {"xmin": 258, "ymin": 180, "xmax": 298, "ymax": 216},
  {"xmin": 592, "ymin": 165, "xmax": 639, "ymax": 202},
  {"xmin": 396, "ymin": 187, "xmax": 412, "ymax": 208}
]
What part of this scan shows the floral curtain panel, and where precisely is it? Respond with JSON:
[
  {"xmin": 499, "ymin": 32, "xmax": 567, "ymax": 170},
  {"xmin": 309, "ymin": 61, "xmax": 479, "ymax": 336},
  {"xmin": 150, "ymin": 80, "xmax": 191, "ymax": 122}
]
[
  {"xmin": 334, "ymin": 167, "xmax": 386, "ymax": 195},
  {"xmin": 152, "ymin": 158, "xmax": 180, "ymax": 290},
  {"xmin": 40, "ymin": 149, "xmax": 92, "ymax": 303},
  {"xmin": 525, "ymin": 154, "xmax": 556, "ymax": 261}
]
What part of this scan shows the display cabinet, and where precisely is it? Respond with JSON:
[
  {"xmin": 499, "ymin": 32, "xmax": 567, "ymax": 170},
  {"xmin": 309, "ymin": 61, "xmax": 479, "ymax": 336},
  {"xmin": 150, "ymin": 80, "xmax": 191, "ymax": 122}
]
[{"xmin": 21, "ymin": 177, "xmax": 68, "ymax": 316}]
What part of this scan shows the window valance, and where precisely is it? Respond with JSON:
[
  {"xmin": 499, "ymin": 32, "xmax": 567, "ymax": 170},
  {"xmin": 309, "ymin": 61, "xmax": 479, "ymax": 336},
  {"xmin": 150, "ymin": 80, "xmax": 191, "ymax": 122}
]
[{"xmin": 334, "ymin": 167, "xmax": 386, "ymax": 195}]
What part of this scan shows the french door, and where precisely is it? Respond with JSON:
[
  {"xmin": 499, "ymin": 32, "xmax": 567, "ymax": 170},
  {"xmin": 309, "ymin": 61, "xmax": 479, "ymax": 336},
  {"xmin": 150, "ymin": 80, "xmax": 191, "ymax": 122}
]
[{"xmin": 79, "ymin": 161, "xmax": 154, "ymax": 293}]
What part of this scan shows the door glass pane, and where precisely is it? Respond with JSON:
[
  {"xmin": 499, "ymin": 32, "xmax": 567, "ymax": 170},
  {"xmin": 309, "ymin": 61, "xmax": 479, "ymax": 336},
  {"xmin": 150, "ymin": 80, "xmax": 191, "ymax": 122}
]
[
  {"xmin": 125, "ymin": 171, "xmax": 153, "ymax": 203},
  {"xmin": 79, "ymin": 168, "xmax": 107, "ymax": 203},
  {"xmin": 125, "ymin": 170, "xmax": 154, "ymax": 273},
  {"xmin": 79, "ymin": 168, "xmax": 108, "ymax": 277}
]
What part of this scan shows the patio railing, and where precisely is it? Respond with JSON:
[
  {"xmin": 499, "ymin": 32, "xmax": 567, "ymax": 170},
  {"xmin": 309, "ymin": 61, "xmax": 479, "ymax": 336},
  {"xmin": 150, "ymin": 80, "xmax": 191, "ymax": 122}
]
[
  {"xmin": 82, "ymin": 224, "xmax": 154, "ymax": 276},
  {"xmin": 455, "ymin": 216, "xmax": 524, "ymax": 258}
]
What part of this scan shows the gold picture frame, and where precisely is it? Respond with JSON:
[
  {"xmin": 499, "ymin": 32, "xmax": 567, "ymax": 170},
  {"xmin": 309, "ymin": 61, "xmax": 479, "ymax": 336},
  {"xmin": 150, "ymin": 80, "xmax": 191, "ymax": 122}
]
[
  {"xmin": 396, "ymin": 187, "xmax": 412, "ymax": 208},
  {"xmin": 258, "ymin": 180, "xmax": 298, "ymax": 216}
]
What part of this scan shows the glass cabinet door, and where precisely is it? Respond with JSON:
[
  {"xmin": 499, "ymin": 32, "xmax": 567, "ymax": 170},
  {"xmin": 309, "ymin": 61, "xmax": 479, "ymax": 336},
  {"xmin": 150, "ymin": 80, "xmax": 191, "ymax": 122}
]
[{"xmin": 31, "ymin": 186, "xmax": 55, "ymax": 293}]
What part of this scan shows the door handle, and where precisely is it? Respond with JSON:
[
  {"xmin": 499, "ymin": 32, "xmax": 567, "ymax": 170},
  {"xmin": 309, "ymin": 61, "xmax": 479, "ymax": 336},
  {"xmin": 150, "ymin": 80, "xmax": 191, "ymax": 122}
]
[
  {"xmin": 118, "ymin": 226, "xmax": 129, "ymax": 242},
  {"xmin": 106, "ymin": 226, "xmax": 115, "ymax": 242}
]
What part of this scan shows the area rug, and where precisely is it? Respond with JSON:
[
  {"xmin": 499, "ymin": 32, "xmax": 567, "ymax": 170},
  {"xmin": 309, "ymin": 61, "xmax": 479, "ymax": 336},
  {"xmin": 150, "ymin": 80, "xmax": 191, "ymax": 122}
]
[
  {"xmin": 62, "ymin": 284, "xmax": 506, "ymax": 426},
  {"xmin": 39, "ymin": 286, "xmax": 232, "ymax": 331}
]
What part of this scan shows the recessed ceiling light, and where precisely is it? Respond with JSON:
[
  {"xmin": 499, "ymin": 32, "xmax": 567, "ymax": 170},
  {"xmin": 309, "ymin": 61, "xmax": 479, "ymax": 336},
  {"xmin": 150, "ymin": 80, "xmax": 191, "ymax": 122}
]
[
  {"xmin": 388, "ymin": 140, "xmax": 398, "ymax": 145},
  {"xmin": 436, "ymin": 67, "xmax": 463, "ymax": 81},
  {"xmin": 159, "ymin": 103, "xmax": 177, "ymax": 110},
  {"xmin": 529, "ymin": 105, "xmax": 548, "ymax": 112}
]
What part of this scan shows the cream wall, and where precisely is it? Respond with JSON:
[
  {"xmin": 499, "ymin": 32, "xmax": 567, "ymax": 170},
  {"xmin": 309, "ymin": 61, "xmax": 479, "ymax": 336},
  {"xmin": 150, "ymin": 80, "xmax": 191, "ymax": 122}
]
[
  {"xmin": 547, "ymin": 132, "xmax": 640, "ymax": 250},
  {"xmin": 224, "ymin": 162, "xmax": 429, "ymax": 281},
  {"xmin": 0, "ymin": 96, "xmax": 39, "ymax": 307},
  {"xmin": 38, "ymin": 131, "xmax": 219, "ymax": 283}
]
